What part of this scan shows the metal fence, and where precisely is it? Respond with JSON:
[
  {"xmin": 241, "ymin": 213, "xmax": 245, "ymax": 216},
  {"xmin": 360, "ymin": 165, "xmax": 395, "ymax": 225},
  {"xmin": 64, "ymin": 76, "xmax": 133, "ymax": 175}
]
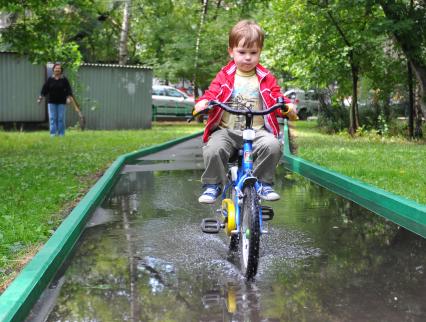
[
  {"xmin": 0, "ymin": 52, "xmax": 45, "ymax": 122},
  {"xmin": 0, "ymin": 53, "xmax": 153, "ymax": 130},
  {"xmin": 67, "ymin": 63, "xmax": 152, "ymax": 130}
]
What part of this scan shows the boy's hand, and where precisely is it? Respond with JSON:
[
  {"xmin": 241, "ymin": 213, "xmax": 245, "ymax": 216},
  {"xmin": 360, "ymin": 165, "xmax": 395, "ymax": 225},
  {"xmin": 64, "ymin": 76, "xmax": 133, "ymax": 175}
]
[
  {"xmin": 284, "ymin": 103, "xmax": 299, "ymax": 121},
  {"xmin": 194, "ymin": 99, "xmax": 209, "ymax": 113}
]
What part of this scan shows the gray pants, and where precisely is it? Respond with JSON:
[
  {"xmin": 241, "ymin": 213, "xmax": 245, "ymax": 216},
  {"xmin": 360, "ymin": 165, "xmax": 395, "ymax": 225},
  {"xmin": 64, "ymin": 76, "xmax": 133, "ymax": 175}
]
[{"xmin": 201, "ymin": 128, "xmax": 282, "ymax": 185}]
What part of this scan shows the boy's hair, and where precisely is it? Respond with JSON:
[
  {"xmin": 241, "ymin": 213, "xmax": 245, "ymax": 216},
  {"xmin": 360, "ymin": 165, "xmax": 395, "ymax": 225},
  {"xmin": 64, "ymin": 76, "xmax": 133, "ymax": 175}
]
[{"xmin": 229, "ymin": 20, "xmax": 265, "ymax": 49}]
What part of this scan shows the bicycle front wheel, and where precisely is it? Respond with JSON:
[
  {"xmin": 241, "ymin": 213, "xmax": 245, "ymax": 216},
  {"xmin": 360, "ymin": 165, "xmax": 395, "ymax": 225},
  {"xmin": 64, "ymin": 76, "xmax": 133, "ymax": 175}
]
[{"xmin": 239, "ymin": 185, "xmax": 260, "ymax": 279}]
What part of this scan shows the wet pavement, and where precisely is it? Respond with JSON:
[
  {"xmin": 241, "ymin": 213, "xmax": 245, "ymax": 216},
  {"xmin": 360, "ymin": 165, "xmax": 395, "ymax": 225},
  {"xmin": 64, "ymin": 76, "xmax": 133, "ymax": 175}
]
[{"xmin": 27, "ymin": 137, "xmax": 426, "ymax": 322}]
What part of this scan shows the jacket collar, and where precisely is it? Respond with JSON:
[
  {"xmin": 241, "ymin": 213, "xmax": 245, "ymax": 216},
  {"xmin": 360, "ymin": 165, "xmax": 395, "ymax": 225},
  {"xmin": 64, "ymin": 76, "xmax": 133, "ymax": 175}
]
[{"xmin": 222, "ymin": 60, "xmax": 269, "ymax": 80}]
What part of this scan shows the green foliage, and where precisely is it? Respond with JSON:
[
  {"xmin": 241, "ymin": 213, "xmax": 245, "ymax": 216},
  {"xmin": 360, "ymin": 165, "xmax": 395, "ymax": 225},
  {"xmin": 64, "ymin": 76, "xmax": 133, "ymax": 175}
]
[
  {"xmin": 376, "ymin": 112, "xmax": 389, "ymax": 136},
  {"xmin": 132, "ymin": 0, "xmax": 267, "ymax": 89},
  {"xmin": 0, "ymin": 1, "xmax": 86, "ymax": 67}
]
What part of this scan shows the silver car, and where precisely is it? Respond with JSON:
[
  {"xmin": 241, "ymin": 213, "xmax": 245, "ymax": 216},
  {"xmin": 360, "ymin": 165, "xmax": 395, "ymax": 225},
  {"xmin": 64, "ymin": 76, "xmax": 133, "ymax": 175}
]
[
  {"xmin": 152, "ymin": 85, "xmax": 195, "ymax": 119},
  {"xmin": 284, "ymin": 89, "xmax": 319, "ymax": 120}
]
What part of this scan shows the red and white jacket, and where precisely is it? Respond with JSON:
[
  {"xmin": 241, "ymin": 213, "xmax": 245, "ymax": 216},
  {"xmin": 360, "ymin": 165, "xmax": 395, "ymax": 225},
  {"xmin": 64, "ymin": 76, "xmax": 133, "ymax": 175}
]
[{"xmin": 197, "ymin": 60, "xmax": 291, "ymax": 142}]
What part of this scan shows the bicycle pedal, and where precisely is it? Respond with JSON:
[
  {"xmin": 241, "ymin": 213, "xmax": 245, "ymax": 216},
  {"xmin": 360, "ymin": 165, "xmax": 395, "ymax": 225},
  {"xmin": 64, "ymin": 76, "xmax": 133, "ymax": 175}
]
[
  {"xmin": 201, "ymin": 218, "xmax": 221, "ymax": 234},
  {"xmin": 261, "ymin": 205, "xmax": 274, "ymax": 221}
]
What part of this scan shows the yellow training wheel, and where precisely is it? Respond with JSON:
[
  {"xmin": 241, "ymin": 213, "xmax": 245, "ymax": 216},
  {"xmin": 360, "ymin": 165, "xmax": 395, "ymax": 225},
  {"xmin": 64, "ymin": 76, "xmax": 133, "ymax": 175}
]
[
  {"xmin": 226, "ymin": 286, "xmax": 237, "ymax": 313},
  {"xmin": 222, "ymin": 198, "xmax": 236, "ymax": 236}
]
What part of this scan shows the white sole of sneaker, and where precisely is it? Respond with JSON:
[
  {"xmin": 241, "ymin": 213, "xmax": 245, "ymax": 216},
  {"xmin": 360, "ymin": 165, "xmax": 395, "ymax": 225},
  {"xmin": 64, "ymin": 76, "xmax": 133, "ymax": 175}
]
[{"xmin": 198, "ymin": 197, "xmax": 217, "ymax": 204}]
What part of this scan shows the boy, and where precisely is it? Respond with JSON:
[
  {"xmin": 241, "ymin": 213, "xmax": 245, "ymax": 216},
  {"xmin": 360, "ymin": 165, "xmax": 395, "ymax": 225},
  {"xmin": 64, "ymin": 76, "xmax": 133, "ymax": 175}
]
[{"xmin": 194, "ymin": 20, "xmax": 296, "ymax": 204}]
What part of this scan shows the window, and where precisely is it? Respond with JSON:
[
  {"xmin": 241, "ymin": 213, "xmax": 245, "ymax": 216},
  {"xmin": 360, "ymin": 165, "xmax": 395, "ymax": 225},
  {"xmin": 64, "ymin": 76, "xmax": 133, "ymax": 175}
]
[
  {"xmin": 152, "ymin": 88, "xmax": 165, "ymax": 96},
  {"xmin": 166, "ymin": 88, "xmax": 185, "ymax": 98}
]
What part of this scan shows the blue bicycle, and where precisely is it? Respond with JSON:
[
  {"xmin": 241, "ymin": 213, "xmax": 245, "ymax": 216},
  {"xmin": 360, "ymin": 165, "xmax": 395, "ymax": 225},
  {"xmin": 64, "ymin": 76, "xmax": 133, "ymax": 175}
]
[{"xmin": 192, "ymin": 98, "xmax": 288, "ymax": 279}]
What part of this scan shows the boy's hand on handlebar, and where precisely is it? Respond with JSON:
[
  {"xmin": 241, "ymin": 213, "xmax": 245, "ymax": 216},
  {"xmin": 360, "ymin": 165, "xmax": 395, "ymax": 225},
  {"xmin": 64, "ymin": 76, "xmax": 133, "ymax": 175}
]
[
  {"xmin": 194, "ymin": 99, "xmax": 209, "ymax": 114},
  {"xmin": 283, "ymin": 103, "xmax": 299, "ymax": 121}
]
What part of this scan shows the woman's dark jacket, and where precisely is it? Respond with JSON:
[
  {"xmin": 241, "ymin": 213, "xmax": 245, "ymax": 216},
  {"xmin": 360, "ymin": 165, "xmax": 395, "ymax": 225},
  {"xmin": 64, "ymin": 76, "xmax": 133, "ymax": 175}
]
[{"xmin": 40, "ymin": 76, "xmax": 73, "ymax": 104}]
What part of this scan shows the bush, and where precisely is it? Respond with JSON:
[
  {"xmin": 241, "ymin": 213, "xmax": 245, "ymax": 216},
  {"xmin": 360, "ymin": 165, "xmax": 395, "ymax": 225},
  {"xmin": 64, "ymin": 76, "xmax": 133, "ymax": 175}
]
[
  {"xmin": 317, "ymin": 100, "xmax": 423, "ymax": 138},
  {"xmin": 317, "ymin": 104, "xmax": 349, "ymax": 133}
]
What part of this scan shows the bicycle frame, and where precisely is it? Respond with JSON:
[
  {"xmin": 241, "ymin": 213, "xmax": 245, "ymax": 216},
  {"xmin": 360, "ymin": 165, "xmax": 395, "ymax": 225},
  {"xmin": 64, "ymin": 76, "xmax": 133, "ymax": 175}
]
[{"xmin": 223, "ymin": 128, "xmax": 264, "ymax": 235}]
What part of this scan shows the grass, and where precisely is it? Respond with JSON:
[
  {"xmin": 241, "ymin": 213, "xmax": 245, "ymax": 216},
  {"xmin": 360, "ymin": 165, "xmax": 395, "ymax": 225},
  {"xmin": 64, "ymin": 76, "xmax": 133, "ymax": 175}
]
[
  {"xmin": 292, "ymin": 121, "xmax": 426, "ymax": 204},
  {"xmin": 0, "ymin": 122, "xmax": 203, "ymax": 289}
]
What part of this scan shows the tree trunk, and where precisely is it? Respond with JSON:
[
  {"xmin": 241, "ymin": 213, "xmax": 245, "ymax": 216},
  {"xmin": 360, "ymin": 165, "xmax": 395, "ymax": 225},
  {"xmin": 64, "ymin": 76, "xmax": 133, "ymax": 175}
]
[
  {"xmin": 349, "ymin": 59, "xmax": 360, "ymax": 135},
  {"xmin": 414, "ymin": 82, "xmax": 424, "ymax": 138},
  {"xmin": 410, "ymin": 60, "xmax": 426, "ymax": 116},
  {"xmin": 193, "ymin": 0, "xmax": 209, "ymax": 99},
  {"xmin": 118, "ymin": 0, "xmax": 132, "ymax": 65},
  {"xmin": 408, "ymin": 61, "xmax": 414, "ymax": 138}
]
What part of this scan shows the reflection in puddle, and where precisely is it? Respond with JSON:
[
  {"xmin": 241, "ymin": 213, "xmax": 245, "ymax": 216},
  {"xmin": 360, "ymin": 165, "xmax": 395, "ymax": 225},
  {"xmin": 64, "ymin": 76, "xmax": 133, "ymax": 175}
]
[{"xmin": 28, "ymin": 168, "xmax": 425, "ymax": 322}]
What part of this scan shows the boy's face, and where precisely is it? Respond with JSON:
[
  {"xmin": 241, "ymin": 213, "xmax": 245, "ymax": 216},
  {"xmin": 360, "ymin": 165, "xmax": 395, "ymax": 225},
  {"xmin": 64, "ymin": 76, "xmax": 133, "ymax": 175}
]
[{"xmin": 228, "ymin": 39, "xmax": 261, "ymax": 73}]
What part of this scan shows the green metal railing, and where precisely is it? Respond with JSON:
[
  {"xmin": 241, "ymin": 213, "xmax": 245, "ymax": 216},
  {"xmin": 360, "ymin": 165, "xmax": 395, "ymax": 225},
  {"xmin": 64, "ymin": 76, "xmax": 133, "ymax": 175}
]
[
  {"xmin": 152, "ymin": 104, "xmax": 193, "ymax": 121},
  {"xmin": 282, "ymin": 120, "xmax": 426, "ymax": 238}
]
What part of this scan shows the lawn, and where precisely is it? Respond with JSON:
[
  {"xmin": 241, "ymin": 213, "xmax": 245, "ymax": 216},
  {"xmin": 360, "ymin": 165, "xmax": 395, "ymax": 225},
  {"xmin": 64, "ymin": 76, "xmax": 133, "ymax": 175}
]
[{"xmin": 0, "ymin": 122, "xmax": 203, "ymax": 290}]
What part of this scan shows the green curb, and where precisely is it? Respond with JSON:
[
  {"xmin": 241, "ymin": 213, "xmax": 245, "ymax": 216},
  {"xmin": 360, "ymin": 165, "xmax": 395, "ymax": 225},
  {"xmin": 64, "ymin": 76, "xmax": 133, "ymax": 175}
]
[
  {"xmin": 0, "ymin": 130, "xmax": 203, "ymax": 322},
  {"xmin": 282, "ymin": 120, "xmax": 426, "ymax": 238}
]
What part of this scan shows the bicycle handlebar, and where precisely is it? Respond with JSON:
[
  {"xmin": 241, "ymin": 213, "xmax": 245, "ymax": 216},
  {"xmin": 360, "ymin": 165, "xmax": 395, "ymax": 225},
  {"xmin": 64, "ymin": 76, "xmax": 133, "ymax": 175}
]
[{"xmin": 188, "ymin": 97, "xmax": 289, "ymax": 122}]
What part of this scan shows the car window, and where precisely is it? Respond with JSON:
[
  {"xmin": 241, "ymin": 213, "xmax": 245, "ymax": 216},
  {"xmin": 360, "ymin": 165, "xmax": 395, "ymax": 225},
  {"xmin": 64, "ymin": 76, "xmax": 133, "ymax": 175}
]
[
  {"xmin": 152, "ymin": 88, "xmax": 165, "ymax": 96},
  {"xmin": 166, "ymin": 88, "xmax": 185, "ymax": 98}
]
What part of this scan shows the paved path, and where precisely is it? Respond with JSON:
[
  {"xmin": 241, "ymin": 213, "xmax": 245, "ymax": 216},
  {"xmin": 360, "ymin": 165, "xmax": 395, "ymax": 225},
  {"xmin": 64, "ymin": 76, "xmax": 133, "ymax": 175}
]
[{"xmin": 121, "ymin": 136, "xmax": 204, "ymax": 173}]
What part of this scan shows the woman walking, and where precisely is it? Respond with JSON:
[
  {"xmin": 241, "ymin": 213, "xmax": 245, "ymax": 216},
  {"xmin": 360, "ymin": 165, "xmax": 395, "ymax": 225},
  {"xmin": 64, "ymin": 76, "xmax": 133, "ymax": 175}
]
[{"xmin": 38, "ymin": 63, "xmax": 73, "ymax": 136}]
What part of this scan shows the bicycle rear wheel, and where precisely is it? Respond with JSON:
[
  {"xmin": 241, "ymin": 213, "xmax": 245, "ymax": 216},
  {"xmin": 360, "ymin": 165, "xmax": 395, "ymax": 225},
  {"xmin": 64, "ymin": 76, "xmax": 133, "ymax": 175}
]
[{"xmin": 239, "ymin": 185, "xmax": 260, "ymax": 279}]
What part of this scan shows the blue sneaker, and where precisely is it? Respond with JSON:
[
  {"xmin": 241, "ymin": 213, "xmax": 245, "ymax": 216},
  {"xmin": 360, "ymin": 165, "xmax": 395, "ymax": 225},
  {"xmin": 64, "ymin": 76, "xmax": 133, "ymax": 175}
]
[
  {"xmin": 258, "ymin": 183, "xmax": 280, "ymax": 201},
  {"xmin": 199, "ymin": 184, "xmax": 222, "ymax": 204}
]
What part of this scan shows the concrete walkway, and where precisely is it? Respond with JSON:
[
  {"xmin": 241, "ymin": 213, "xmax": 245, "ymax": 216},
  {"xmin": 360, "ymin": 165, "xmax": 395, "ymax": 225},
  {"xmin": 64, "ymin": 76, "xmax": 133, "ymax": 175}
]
[{"xmin": 121, "ymin": 136, "xmax": 204, "ymax": 173}]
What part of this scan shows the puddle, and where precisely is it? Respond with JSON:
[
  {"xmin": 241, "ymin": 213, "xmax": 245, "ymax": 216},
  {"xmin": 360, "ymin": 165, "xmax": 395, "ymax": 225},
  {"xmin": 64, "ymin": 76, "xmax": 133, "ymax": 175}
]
[{"xmin": 28, "ymin": 167, "xmax": 426, "ymax": 322}]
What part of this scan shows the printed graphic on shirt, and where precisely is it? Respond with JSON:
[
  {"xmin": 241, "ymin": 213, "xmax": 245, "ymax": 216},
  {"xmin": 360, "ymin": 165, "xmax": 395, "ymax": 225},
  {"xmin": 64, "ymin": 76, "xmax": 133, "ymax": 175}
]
[{"xmin": 220, "ymin": 73, "xmax": 264, "ymax": 131}]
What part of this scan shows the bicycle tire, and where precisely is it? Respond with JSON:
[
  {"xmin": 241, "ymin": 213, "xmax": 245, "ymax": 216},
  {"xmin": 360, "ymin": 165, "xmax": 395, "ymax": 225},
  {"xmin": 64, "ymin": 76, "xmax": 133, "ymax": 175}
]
[{"xmin": 239, "ymin": 185, "xmax": 260, "ymax": 279}]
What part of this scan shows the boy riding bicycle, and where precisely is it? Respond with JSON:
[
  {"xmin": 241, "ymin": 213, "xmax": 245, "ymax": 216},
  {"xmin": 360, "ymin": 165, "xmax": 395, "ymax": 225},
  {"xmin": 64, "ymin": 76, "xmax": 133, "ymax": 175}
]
[{"xmin": 194, "ymin": 20, "xmax": 297, "ymax": 204}]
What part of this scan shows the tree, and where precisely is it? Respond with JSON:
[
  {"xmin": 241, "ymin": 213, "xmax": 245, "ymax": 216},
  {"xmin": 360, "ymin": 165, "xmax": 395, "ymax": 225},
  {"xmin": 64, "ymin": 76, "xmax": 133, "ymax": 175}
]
[
  {"xmin": 264, "ymin": 0, "xmax": 391, "ymax": 134},
  {"xmin": 193, "ymin": 0, "xmax": 209, "ymax": 98},
  {"xmin": 118, "ymin": 0, "xmax": 132, "ymax": 65},
  {"xmin": 377, "ymin": 0, "xmax": 426, "ymax": 136}
]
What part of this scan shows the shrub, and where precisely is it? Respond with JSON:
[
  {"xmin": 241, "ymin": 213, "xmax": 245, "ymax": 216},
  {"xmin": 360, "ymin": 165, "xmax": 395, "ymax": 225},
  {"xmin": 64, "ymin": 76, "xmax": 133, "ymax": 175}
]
[{"xmin": 317, "ymin": 104, "xmax": 349, "ymax": 133}]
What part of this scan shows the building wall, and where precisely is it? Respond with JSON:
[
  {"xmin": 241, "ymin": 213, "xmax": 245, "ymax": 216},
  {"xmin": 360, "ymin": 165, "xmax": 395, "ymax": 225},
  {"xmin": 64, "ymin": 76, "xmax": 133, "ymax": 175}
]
[
  {"xmin": 66, "ymin": 64, "xmax": 152, "ymax": 130},
  {"xmin": 0, "ymin": 52, "xmax": 45, "ymax": 122}
]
